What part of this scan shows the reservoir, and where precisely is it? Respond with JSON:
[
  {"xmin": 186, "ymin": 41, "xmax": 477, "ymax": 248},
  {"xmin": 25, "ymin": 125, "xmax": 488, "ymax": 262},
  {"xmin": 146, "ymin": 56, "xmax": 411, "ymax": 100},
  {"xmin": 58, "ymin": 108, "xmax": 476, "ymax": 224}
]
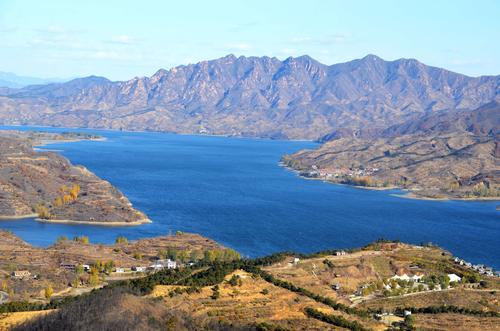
[{"xmin": 1, "ymin": 126, "xmax": 498, "ymax": 269}]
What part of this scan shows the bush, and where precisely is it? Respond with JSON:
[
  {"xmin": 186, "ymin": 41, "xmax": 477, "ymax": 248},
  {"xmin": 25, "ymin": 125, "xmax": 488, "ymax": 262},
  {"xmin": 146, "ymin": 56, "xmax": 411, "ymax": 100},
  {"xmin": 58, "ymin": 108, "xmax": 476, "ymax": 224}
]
[{"xmin": 115, "ymin": 236, "xmax": 128, "ymax": 244}]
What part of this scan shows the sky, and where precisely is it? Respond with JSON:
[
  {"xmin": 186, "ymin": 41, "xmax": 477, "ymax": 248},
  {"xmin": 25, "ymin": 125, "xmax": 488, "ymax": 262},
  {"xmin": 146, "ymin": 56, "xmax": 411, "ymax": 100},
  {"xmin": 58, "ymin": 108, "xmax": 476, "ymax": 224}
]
[{"xmin": 0, "ymin": 0, "xmax": 499, "ymax": 80}]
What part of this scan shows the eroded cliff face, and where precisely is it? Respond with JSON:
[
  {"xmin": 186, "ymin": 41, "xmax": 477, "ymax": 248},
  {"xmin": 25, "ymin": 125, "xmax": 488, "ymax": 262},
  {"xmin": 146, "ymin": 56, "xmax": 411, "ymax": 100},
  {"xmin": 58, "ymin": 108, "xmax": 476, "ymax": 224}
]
[
  {"xmin": 0, "ymin": 133, "xmax": 148, "ymax": 223},
  {"xmin": 0, "ymin": 55, "xmax": 498, "ymax": 140}
]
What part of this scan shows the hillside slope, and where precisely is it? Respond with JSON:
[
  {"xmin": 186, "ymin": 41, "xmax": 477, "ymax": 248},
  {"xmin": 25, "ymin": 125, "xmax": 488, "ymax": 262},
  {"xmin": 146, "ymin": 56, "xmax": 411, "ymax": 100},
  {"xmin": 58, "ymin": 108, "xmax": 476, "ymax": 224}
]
[
  {"xmin": 0, "ymin": 132, "xmax": 148, "ymax": 224},
  {"xmin": 282, "ymin": 132, "xmax": 500, "ymax": 199}
]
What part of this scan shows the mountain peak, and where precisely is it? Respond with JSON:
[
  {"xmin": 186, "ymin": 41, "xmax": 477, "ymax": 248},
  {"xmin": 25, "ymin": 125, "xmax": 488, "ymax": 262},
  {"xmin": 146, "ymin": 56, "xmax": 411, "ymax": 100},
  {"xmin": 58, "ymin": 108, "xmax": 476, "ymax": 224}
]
[{"xmin": 360, "ymin": 54, "xmax": 384, "ymax": 62}]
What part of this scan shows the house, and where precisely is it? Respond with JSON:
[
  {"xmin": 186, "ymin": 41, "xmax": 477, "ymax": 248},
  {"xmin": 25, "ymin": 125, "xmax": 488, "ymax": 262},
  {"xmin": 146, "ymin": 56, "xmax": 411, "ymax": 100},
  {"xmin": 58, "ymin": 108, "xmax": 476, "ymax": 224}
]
[
  {"xmin": 132, "ymin": 266, "xmax": 146, "ymax": 272},
  {"xmin": 331, "ymin": 283, "xmax": 341, "ymax": 291},
  {"xmin": 82, "ymin": 264, "xmax": 91, "ymax": 272},
  {"xmin": 411, "ymin": 274, "xmax": 423, "ymax": 282},
  {"xmin": 165, "ymin": 259, "xmax": 177, "ymax": 269},
  {"xmin": 335, "ymin": 250, "xmax": 347, "ymax": 256},
  {"xmin": 293, "ymin": 257, "xmax": 300, "ymax": 264},
  {"xmin": 391, "ymin": 274, "xmax": 411, "ymax": 281},
  {"xmin": 12, "ymin": 270, "xmax": 31, "ymax": 278},
  {"xmin": 149, "ymin": 263, "xmax": 163, "ymax": 271},
  {"xmin": 447, "ymin": 273, "xmax": 461, "ymax": 283},
  {"xmin": 150, "ymin": 259, "xmax": 177, "ymax": 270}
]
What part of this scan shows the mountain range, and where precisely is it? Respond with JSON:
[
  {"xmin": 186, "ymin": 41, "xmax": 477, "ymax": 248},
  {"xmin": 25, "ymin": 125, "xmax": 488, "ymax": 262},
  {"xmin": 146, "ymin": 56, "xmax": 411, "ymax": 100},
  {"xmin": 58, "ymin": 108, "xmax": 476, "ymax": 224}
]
[{"xmin": 0, "ymin": 54, "xmax": 498, "ymax": 140}]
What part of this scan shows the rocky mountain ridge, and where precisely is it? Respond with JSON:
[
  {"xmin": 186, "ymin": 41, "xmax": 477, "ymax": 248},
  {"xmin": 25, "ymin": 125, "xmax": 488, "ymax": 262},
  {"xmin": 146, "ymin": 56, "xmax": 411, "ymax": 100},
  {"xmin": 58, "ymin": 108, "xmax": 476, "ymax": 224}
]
[{"xmin": 0, "ymin": 54, "xmax": 498, "ymax": 140}]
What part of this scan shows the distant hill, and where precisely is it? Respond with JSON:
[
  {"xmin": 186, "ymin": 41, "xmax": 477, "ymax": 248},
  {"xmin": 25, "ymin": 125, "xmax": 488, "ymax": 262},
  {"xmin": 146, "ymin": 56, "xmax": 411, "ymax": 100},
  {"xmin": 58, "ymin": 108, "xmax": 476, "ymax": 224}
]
[
  {"xmin": 0, "ymin": 71, "xmax": 65, "ymax": 88},
  {"xmin": 0, "ymin": 55, "xmax": 498, "ymax": 139},
  {"xmin": 381, "ymin": 101, "xmax": 500, "ymax": 138}
]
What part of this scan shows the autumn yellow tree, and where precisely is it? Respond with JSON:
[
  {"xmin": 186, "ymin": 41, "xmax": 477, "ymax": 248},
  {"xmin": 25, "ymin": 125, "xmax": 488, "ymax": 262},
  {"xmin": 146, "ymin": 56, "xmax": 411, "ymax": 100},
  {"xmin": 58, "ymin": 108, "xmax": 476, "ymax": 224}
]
[
  {"xmin": 63, "ymin": 194, "xmax": 72, "ymax": 204},
  {"xmin": 53, "ymin": 197, "xmax": 63, "ymax": 207},
  {"xmin": 115, "ymin": 236, "xmax": 128, "ymax": 244},
  {"xmin": 35, "ymin": 204, "xmax": 51, "ymax": 219},
  {"xmin": 44, "ymin": 284, "xmax": 54, "ymax": 299},
  {"xmin": 69, "ymin": 184, "xmax": 80, "ymax": 200}
]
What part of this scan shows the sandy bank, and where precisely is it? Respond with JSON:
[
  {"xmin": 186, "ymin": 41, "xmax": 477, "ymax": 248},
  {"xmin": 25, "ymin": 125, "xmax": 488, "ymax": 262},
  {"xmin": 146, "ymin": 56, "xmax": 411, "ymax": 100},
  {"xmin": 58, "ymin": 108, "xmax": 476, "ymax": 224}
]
[
  {"xmin": 35, "ymin": 218, "xmax": 152, "ymax": 226},
  {"xmin": 0, "ymin": 213, "xmax": 38, "ymax": 220}
]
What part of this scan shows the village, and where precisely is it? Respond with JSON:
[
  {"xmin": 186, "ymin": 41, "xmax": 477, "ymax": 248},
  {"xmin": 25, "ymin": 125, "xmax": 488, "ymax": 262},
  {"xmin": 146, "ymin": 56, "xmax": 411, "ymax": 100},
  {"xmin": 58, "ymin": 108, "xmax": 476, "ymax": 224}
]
[
  {"xmin": 299, "ymin": 164, "xmax": 381, "ymax": 183},
  {"xmin": 262, "ymin": 241, "xmax": 500, "ymax": 327},
  {"xmin": 58, "ymin": 257, "xmax": 180, "ymax": 276},
  {"xmin": 453, "ymin": 256, "xmax": 500, "ymax": 278},
  {"xmin": 0, "ymin": 230, "xmax": 238, "ymax": 304}
]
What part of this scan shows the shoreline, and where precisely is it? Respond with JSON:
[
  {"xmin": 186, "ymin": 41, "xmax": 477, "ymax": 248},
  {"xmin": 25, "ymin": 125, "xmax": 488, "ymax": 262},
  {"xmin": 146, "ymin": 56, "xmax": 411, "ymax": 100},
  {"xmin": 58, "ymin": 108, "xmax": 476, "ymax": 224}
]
[
  {"xmin": 0, "ymin": 124, "xmax": 316, "ymax": 143},
  {"xmin": 34, "ymin": 137, "xmax": 106, "ymax": 147},
  {"xmin": 394, "ymin": 192, "xmax": 500, "ymax": 202},
  {"xmin": 0, "ymin": 213, "xmax": 38, "ymax": 220},
  {"xmin": 283, "ymin": 164, "xmax": 500, "ymax": 202},
  {"xmin": 35, "ymin": 218, "xmax": 152, "ymax": 226}
]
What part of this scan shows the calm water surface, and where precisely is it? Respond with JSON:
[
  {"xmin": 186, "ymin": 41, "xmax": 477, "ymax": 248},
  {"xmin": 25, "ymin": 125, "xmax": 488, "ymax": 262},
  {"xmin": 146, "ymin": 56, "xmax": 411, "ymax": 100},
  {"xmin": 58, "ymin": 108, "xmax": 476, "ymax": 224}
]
[{"xmin": 1, "ymin": 126, "xmax": 499, "ymax": 269}]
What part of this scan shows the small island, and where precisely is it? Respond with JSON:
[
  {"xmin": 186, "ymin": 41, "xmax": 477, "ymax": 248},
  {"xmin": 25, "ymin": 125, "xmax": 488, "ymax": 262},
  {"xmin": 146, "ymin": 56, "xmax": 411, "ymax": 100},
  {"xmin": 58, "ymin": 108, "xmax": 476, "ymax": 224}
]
[{"xmin": 0, "ymin": 131, "xmax": 149, "ymax": 224}]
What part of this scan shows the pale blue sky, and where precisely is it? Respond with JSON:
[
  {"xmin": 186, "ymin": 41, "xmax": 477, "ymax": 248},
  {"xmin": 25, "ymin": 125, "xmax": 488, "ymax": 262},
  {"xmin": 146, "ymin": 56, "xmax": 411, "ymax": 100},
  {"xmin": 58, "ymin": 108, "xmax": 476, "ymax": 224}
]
[{"xmin": 0, "ymin": 0, "xmax": 498, "ymax": 80}]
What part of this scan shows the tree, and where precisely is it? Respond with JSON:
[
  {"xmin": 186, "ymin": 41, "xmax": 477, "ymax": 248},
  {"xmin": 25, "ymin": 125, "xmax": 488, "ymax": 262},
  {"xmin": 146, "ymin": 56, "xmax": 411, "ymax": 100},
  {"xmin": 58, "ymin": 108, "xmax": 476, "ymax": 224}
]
[
  {"xmin": 53, "ymin": 197, "xmax": 63, "ymax": 207},
  {"xmin": 439, "ymin": 275, "xmax": 450, "ymax": 289},
  {"xmin": 71, "ymin": 278, "xmax": 79, "ymax": 288},
  {"xmin": 166, "ymin": 248, "xmax": 178, "ymax": 261},
  {"xmin": 178, "ymin": 251, "xmax": 188, "ymax": 263},
  {"xmin": 60, "ymin": 185, "xmax": 68, "ymax": 194},
  {"xmin": 115, "ymin": 236, "xmax": 128, "ymax": 244},
  {"xmin": 210, "ymin": 285, "xmax": 220, "ymax": 300},
  {"xmin": 63, "ymin": 194, "xmax": 72, "ymax": 204},
  {"xmin": 204, "ymin": 250, "xmax": 217, "ymax": 263},
  {"xmin": 69, "ymin": 184, "xmax": 80, "ymax": 200},
  {"xmin": 158, "ymin": 250, "xmax": 167, "ymax": 259},
  {"xmin": 104, "ymin": 261, "xmax": 115, "ymax": 274},
  {"xmin": 44, "ymin": 285, "xmax": 54, "ymax": 300},
  {"xmin": 35, "ymin": 204, "xmax": 51, "ymax": 219},
  {"xmin": 404, "ymin": 314, "xmax": 416, "ymax": 329},
  {"xmin": 56, "ymin": 236, "xmax": 68, "ymax": 244},
  {"xmin": 75, "ymin": 264, "xmax": 84, "ymax": 275},
  {"xmin": 228, "ymin": 275, "xmax": 241, "ymax": 286},
  {"xmin": 190, "ymin": 250, "xmax": 203, "ymax": 262},
  {"xmin": 89, "ymin": 267, "xmax": 99, "ymax": 286},
  {"xmin": 73, "ymin": 236, "xmax": 89, "ymax": 244}
]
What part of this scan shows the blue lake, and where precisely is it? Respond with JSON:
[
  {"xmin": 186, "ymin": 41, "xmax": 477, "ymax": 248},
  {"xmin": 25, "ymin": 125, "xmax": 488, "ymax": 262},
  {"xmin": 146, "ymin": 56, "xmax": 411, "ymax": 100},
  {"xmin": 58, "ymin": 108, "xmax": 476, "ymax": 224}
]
[{"xmin": 0, "ymin": 126, "xmax": 499, "ymax": 269}]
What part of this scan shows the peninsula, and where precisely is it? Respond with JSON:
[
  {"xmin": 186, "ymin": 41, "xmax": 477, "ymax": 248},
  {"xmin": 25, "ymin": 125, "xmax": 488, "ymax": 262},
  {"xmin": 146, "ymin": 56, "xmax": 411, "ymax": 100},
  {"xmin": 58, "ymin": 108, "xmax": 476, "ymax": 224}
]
[
  {"xmin": 282, "ymin": 132, "xmax": 499, "ymax": 200},
  {"xmin": 0, "ymin": 131, "xmax": 149, "ymax": 224}
]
